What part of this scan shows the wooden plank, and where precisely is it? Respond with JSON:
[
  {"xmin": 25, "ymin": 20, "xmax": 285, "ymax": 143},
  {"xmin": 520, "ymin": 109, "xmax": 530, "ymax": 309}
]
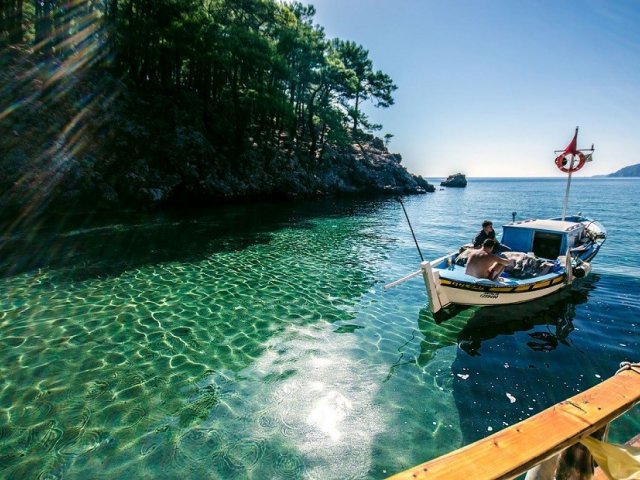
[{"xmin": 387, "ymin": 369, "xmax": 640, "ymax": 480}]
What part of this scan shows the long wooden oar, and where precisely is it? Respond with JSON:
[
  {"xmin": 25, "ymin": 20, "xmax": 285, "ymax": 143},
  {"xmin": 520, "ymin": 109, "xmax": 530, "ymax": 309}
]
[{"xmin": 384, "ymin": 269, "xmax": 422, "ymax": 289}]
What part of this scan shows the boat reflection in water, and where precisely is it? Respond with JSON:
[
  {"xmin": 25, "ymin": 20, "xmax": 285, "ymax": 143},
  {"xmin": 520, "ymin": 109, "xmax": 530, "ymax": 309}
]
[
  {"xmin": 416, "ymin": 275, "xmax": 608, "ymax": 448},
  {"xmin": 455, "ymin": 286, "xmax": 585, "ymax": 357},
  {"xmin": 416, "ymin": 273, "xmax": 599, "ymax": 359}
]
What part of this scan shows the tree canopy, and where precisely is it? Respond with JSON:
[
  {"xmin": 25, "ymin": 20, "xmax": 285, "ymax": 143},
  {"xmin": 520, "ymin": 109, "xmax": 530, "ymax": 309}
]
[{"xmin": 0, "ymin": 0, "xmax": 397, "ymax": 158}]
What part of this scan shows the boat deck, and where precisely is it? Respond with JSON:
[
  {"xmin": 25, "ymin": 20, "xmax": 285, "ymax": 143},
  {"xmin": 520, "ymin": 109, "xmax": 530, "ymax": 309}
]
[{"xmin": 434, "ymin": 261, "xmax": 563, "ymax": 287}]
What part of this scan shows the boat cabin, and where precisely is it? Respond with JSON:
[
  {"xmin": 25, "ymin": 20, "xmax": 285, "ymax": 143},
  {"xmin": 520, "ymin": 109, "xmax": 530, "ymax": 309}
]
[{"xmin": 500, "ymin": 219, "xmax": 585, "ymax": 260}]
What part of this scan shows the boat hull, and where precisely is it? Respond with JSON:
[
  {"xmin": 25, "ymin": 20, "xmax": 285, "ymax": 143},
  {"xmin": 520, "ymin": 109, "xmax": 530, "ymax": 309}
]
[
  {"xmin": 436, "ymin": 272, "xmax": 567, "ymax": 307},
  {"xmin": 421, "ymin": 255, "xmax": 577, "ymax": 314}
]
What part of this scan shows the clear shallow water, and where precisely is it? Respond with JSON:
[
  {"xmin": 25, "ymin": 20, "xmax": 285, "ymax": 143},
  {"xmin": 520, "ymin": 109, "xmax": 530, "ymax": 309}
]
[{"xmin": 0, "ymin": 178, "xmax": 638, "ymax": 479}]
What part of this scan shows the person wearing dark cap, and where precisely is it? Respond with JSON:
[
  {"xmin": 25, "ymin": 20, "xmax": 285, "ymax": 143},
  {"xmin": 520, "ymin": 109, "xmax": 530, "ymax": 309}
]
[
  {"xmin": 473, "ymin": 220, "xmax": 497, "ymax": 248},
  {"xmin": 473, "ymin": 220, "xmax": 511, "ymax": 252}
]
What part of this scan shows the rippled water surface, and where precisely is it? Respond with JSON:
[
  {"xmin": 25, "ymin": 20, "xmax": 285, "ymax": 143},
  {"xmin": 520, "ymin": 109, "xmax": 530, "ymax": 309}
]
[{"xmin": 0, "ymin": 178, "xmax": 638, "ymax": 479}]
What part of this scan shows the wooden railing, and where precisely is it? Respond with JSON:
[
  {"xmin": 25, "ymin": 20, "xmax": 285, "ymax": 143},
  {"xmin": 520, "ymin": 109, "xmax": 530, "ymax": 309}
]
[{"xmin": 387, "ymin": 365, "xmax": 640, "ymax": 480}]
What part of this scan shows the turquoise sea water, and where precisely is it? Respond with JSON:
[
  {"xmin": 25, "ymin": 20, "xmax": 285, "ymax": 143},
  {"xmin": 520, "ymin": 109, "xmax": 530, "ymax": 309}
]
[{"xmin": 0, "ymin": 177, "xmax": 638, "ymax": 479}]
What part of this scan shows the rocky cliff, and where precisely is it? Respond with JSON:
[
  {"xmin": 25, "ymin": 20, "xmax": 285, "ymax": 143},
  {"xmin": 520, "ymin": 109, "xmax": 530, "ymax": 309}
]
[{"xmin": 0, "ymin": 47, "xmax": 433, "ymax": 216}]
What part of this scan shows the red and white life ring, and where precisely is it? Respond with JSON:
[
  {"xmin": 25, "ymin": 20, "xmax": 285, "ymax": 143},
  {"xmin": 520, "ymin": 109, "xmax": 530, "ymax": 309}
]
[{"xmin": 555, "ymin": 151, "xmax": 586, "ymax": 173}]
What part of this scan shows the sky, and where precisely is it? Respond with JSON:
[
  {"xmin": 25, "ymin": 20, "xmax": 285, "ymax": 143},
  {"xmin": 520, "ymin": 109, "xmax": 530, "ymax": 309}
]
[{"xmin": 309, "ymin": 0, "xmax": 640, "ymax": 177}]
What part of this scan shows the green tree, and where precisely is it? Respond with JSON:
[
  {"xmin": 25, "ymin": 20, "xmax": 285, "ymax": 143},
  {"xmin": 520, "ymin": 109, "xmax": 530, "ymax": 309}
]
[
  {"xmin": 0, "ymin": 0, "xmax": 23, "ymax": 42},
  {"xmin": 1, "ymin": 0, "xmax": 400, "ymax": 180},
  {"xmin": 332, "ymin": 38, "xmax": 396, "ymax": 136}
]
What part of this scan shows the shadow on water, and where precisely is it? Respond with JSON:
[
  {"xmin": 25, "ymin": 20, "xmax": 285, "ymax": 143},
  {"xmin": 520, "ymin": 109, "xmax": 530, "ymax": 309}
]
[
  {"xmin": 0, "ymin": 198, "xmax": 389, "ymax": 280},
  {"xmin": 455, "ymin": 284, "xmax": 591, "ymax": 356},
  {"xmin": 366, "ymin": 281, "xmax": 599, "ymax": 478},
  {"xmin": 434, "ymin": 275, "xmax": 607, "ymax": 446},
  {"xmin": 412, "ymin": 276, "xmax": 597, "ymax": 370}
]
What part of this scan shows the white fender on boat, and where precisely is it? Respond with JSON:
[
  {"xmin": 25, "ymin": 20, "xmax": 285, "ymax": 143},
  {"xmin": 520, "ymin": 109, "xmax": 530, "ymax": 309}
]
[
  {"xmin": 573, "ymin": 261, "xmax": 592, "ymax": 279},
  {"xmin": 565, "ymin": 249, "xmax": 573, "ymax": 285},
  {"xmin": 421, "ymin": 261, "xmax": 449, "ymax": 314}
]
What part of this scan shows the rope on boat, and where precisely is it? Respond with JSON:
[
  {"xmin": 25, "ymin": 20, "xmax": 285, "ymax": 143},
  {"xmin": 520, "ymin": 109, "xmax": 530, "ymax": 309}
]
[{"xmin": 616, "ymin": 361, "xmax": 640, "ymax": 376}]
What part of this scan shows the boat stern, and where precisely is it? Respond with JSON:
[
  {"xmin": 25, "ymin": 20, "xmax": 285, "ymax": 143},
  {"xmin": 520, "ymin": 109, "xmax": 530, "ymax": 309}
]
[{"xmin": 421, "ymin": 261, "xmax": 451, "ymax": 314}]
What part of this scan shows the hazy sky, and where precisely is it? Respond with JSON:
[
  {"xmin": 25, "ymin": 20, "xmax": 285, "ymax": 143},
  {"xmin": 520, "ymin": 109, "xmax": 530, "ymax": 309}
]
[{"xmin": 310, "ymin": 0, "xmax": 640, "ymax": 177}]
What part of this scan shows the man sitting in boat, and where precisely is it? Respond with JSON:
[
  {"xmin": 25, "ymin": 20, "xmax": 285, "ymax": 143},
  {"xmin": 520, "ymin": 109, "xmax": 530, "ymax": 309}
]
[
  {"xmin": 473, "ymin": 220, "xmax": 510, "ymax": 252},
  {"xmin": 465, "ymin": 239, "xmax": 513, "ymax": 280}
]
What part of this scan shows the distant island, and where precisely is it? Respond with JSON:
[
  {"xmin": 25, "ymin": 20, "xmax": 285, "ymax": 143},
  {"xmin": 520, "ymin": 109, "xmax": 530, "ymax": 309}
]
[
  {"xmin": 0, "ymin": 1, "xmax": 433, "ymax": 217},
  {"xmin": 603, "ymin": 163, "xmax": 640, "ymax": 177},
  {"xmin": 440, "ymin": 173, "xmax": 467, "ymax": 188}
]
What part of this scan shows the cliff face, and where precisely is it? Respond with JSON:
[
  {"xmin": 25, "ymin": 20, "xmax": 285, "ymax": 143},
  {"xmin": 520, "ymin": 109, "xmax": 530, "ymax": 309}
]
[{"xmin": 0, "ymin": 47, "xmax": 433, "ymax": 216}]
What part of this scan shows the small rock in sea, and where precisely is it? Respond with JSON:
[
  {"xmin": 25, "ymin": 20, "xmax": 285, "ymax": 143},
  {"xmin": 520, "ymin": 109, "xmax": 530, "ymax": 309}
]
[{"xmin": 440, "ymin": 173, "xmax": 467, "ymax": 188}]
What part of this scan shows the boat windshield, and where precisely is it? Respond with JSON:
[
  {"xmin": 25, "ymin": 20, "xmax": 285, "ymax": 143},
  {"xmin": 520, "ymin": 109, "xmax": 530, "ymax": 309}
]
[{"xmin": 532, "ymin": 232, "xmax": 563, "ymax": 259}]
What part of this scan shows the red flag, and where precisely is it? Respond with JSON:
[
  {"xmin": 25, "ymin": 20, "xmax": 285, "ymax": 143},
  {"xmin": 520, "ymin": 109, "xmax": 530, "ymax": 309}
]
[{"xmin": 563, "ymin": 127, "xmax": 579, "ymax": 155}]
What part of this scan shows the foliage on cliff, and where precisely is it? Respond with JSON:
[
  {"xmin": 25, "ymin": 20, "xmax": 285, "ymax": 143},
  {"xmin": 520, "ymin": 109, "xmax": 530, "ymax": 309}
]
[{"xmin": 0, "ymin": 0, "xmax": 432, "ymax": 212}]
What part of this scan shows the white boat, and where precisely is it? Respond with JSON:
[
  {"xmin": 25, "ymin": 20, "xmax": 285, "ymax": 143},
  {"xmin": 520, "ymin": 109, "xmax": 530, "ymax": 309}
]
[
  {"xmin": 387, "ymin": 128, "xmax": 606, "ymax": 314},
  {"xmin": 419, "ymin": 214, "xmax": 606, "ymax": 314}
]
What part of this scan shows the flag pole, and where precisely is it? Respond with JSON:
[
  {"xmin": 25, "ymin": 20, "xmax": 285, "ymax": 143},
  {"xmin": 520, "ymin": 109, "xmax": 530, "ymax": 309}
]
[
  {"xmin": 561, "ymin": 160, "xmax": 574, "ymax": 221},
  {"xmin": 561, "ymin": 126, "xmax": 579, "ymax": 221}
]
